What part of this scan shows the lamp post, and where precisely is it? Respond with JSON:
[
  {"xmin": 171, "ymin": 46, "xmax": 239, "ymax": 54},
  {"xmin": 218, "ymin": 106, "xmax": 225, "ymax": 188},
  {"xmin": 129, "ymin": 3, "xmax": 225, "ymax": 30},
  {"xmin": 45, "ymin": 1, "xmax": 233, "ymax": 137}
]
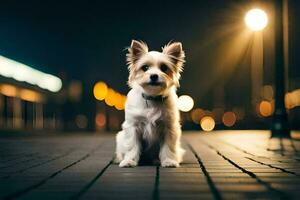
[
  {"xmin": 271, "ymin": 0, "xmax": 290, "ymax": 138},
  {"xmin": 244, "ymin": 5, "xmax": 290, "ymax": 138},
  {"xmin": 244, "ymin": 9, "xmax": 268, "ymax": 121}
]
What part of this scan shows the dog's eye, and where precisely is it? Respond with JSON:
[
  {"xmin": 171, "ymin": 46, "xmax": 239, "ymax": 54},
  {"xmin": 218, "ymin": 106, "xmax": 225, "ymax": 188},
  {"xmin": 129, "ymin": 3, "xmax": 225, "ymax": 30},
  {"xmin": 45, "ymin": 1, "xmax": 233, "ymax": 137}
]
[
  {"xmin": 141, "ymin": 65, "xmax": 149, "ymax": 72},
  {"xmin": 160, "ymin": 64, "xmax": 168, "ymax": 73}
]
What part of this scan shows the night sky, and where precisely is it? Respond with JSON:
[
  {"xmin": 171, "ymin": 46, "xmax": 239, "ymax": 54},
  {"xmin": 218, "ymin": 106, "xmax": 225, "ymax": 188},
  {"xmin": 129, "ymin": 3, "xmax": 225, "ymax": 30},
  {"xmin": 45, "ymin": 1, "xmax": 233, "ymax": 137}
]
[{"xmin": 0, "ymin": 0, "xmax": 300, "ymax": 109}]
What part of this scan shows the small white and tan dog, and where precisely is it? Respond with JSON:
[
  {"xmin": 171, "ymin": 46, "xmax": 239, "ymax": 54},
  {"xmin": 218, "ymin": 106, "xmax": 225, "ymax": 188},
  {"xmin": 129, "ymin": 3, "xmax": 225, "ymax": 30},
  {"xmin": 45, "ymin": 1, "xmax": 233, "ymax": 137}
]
[{"xmin": 115, "ymin": 40, "xmax": 185, "ymax": 167}]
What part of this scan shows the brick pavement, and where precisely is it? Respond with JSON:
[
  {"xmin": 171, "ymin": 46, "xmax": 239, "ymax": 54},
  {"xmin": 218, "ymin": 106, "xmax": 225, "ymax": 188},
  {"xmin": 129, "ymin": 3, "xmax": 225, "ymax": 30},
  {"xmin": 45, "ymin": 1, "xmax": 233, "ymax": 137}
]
[{"xmin": 0, "ymin": 131, "xmax": 299, "ymax": 200}]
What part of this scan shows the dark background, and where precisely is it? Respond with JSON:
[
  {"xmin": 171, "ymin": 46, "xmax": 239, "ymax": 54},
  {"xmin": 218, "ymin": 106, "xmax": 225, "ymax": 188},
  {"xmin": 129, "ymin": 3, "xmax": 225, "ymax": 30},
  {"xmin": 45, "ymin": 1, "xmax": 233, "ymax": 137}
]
[{"xmin": 0, "ymin": 0, "xmax": 299, "ymax": 128}]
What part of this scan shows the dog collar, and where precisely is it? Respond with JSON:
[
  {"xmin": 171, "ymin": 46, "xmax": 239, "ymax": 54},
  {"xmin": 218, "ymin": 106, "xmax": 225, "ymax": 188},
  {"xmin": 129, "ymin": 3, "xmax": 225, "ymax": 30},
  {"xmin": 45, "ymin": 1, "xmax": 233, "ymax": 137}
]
[{"xmin": 142, "ymin": 93, "xmax": 168, "ymax": 102}]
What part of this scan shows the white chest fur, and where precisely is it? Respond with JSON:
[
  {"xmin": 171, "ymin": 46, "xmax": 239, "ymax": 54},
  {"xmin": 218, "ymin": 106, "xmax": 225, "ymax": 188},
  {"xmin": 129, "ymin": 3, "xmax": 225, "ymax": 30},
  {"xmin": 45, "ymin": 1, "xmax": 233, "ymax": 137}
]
[{"xmin": 123, "ymin": 87, "xmax": 178, "ymax": 145}]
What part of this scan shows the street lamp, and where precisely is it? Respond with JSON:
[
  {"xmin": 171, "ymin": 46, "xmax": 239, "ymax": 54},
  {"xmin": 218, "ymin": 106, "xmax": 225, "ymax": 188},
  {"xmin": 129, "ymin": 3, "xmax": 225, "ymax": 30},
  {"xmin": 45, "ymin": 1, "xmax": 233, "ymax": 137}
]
[
  {"xmin": 244, "ymin": 8, "xmax": 268, "ymax": 119},
  {"xmin": 245, "ymin": 9, "xmax": 268, "ymax": 32},
  {"xmin": 244, "ymin": 5, "xmax": 290, "ymax": 138}
]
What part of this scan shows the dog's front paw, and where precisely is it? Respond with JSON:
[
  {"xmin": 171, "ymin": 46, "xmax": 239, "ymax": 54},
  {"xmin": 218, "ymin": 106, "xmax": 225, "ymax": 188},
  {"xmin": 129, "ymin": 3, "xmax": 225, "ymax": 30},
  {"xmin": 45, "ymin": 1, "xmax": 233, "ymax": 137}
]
[
  {"xmin": 113, "ymin": 153, "xmax": 123, "ymax": 164},
  {"xmin": 161, "ymin": 159, "xmax": 179, "ymax": 168},
  {"xmin": 119, "ymin": 159, "xmax": 138, "ymax": 168}
]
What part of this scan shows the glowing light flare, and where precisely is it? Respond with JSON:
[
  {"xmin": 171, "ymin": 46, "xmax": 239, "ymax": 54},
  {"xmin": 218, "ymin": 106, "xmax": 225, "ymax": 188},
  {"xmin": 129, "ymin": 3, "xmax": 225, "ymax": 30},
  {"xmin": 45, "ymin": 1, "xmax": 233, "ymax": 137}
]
[
  {"xmin": 0, "ymin": 55, "xmax": 62, "ymax": 92},
  {"xmin": 115, "ymin": 95, "xmax": 127, "ymax": 110},
  {"xmin": 200, "ymin": 116, "xmax": 215, "ymax": 132},
  {"xmin": 258, "ymin": 100, "xmax": 274, "ymax": 117},
  {"xmin": 191, "ymin": 108, "xmax": 205, "ymax": 124},
  {"xmin": 0, "ymin": 84, "xmax": 44, "ymax": 103},
  {"xmin": 93, "ymin": 82, "xmax": 108, "ymax": 100},
  {"xmin": 222, "ymin": 111, "xmax": 237, "ymax": 127},
  {"xmin": 0, "ymin": 84, "xmax": 17, "ymax": 97},
  {"xmin": 177, "ymin": 95, "xmax": 194, "ymax": 112},
  {"xmin": 245, "ymin": 8, "xmax": 268, "ymax": 31},
  {"xmin": 95, "ymin": 113, "xmax": 106, "ymax": 128},
  {"xmin": 285, "ymin": 89, "xmax": 300, "ymax": 109},
  {"xmin": 38, "ymin": 74, "xmax": 62, "ymax": 92},
  {"xmin": 93, "ymin": 81, "xmax": 127, "ymax": 111},
  {"xmin": 213, "ymin": 29, "xmax": 252, "ymax": 88},
  {"xmin": 19, "ymin": 89, "xmax": 42, "ymax": 103},
  {"xmin": 105, "ymin": 88, "xmax": 118, "ymax": 106}
]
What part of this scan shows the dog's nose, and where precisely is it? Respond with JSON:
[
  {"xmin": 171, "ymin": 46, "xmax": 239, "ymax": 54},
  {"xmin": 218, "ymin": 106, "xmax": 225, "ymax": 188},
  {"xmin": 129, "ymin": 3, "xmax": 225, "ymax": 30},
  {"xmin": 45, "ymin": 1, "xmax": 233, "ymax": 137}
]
[{"xmin": 150, "ymin": 74, "xmax": 158, "ymax": 82}]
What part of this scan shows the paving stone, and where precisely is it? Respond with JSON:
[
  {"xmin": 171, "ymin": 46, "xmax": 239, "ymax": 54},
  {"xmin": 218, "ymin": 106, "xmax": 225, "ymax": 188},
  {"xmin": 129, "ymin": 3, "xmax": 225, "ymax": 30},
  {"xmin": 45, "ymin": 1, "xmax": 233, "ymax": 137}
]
[
  {"xmin": 216, "ymin": 183, "xmax": 267, "ymax": 192},
  {"xmin": 0, "ymin": 131, "xmax": 299, "ymax": 199}
]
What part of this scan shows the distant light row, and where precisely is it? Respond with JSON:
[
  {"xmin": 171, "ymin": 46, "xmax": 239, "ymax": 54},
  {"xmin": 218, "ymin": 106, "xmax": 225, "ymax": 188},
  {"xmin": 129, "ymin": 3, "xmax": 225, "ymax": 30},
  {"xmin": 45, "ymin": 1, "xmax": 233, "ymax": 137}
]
[
  {"xmin": 191, "ymin": 108, "xmax": 240, "ymax": 132},
  {"xmin": 0, "ymin": 55, "xmax": 62, "ymax": 92},
  {"xmin": 93, "ymin": 81, "xmax": 126, "ymax": 110},
  {"xmin": 179, "ymin": 86, "xmax": 300, "ymax": 132},
  {"xmin": 0, "ymin": 83, "xmax": 43, "ymax": 102}
]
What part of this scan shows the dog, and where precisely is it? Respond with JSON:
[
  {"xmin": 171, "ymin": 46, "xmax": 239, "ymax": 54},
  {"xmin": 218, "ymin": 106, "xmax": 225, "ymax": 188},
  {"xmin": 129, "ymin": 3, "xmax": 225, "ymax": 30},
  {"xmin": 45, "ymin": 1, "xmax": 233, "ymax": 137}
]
[{"xmin": 115, "ymin": 40, "xmax": 185, "ymax": 167}]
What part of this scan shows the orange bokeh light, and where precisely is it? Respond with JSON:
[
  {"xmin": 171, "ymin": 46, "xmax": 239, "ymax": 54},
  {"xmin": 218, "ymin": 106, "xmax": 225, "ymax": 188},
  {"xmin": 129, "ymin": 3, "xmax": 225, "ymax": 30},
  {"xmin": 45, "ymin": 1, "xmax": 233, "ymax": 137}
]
[
  {"xmin": 95, "ymin": 113, "xmax": 106, "ymax": 128},
  {"xmin": 285, "ymin": 90, "xmax": 300, "ymax": 109},
  {"xmin": 200, "ymin": 116, "xmax": 215, "ymax": 132},
  {"xmin": 115, "ymin": 95, "xmax": 127, "ymax": 110},
  {"xmin": 104, "ymin": 88, "xmax": 117, "ymax": 106},
  {"xmin": 19, "ymin": 89, "xmax": 42, "ymax": 103},
  {"xmin": 222, "ymin": 111, "xmax": 237, "ymax": 127},
  {"xmin": 191, "ymin": 108, "xmax": 205, "ymax": 124},
  {"xmin": 0, "ymin": 84, "xmax": 17, "ymax": 97},
  {"xmin": 93, "ymin": 82, "xmax": 108, "ymax": 101},
  {"xmin": 259, "ymin": 100, "xmax": 273, "ymax": 117}
]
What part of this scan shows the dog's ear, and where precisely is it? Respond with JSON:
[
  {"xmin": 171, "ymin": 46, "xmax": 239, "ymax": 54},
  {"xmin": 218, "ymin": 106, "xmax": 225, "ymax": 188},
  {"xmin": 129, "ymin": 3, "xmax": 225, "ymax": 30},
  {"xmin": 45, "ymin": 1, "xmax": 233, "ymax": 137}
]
[
  {"xmin": 126, "ymin": 40, "xmax": 148, "ymax": 67},
  {"xmin": 162, "ymin": 42, "xmax": 185, "ymax": 72}
]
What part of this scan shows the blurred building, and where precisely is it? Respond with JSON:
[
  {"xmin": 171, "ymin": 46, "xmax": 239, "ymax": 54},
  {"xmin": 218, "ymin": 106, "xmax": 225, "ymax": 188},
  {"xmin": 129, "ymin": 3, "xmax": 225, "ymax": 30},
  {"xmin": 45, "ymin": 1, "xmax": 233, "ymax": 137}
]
[{"xmin": 0, "ymin": 55, "xmax": 63, "ymax": 132}]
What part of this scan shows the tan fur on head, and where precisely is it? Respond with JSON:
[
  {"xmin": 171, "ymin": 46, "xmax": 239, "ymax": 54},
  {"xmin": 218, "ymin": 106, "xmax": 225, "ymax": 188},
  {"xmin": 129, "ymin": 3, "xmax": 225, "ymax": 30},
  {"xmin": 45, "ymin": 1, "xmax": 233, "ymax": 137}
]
[
  {"xmin": 126, "ymin": 40, "xmax": 185, "ymax": 89},
  {"xmin": 126, "ymin": 40, "xmax": 148, "ymax": 68},
  {"xmin": 162, "ymin": 42, "xmax": 185, "ymax": 72}
]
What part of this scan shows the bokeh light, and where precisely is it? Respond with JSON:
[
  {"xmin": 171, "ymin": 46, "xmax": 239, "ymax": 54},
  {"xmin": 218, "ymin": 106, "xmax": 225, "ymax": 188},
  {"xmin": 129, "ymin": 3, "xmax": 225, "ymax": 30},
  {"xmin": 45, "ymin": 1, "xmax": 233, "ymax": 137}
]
[
  {"xmin": 0, "ymin": 84, "xmax": 43, "ymax": 102},
  {"xmin": 105, "ymin": 88, "xmax": 117, "ymax": 106},
  {"xmin": 19, "ymin": 89, "xmax": 42, "ymax": 103},
  {"xmin": 178, "ymin": 95, "xmax": 194, "ymax": 112},
  {"xmin": 259, "ymin": 100, "xmax": 273, "ymax": 117},
  {"xmin": 200, "ymin": 116, "xmax": 215, "ymax": 132},
  {"xmin": 115, "ymin": 95, "xmax": 127, "ymax": 110},
  {"xmin": 95, "ymin": 113, "xmax": 106, "ymax": 128},
  {"xmin": 0, "ymin": 55, "xmax": 62, "ymax": 92},
  {"xmin": 222, "ymin": 111, "xmax": 237, "ymax": 127},
  {"xmin": 93, "ymin": 81, "xmax": 127, "ymax": 111},
  {"xmin": 69, "ymin": 81, "xmax": 82, "ymax": 102},
  {"xmin": 93, "ymin": 82, "xmax": 108, "ymax": 101},
  {"xmin": 245, "ymin": 8, "xmax": 268, "ymax": 31},
  {"xmin": 261, "ymin": 85, "xmax": 274, "ymax": 101},
  {"xmin": 285, "ymin": 89, "xmax": 300, "ymax": 109},
  {"xmin": 0, "ymin": 84, "xmax": 17, "ymax": 97},
  {"xmin": 191, "ymin": 108, "xmax": 205, "ymax": 124}
]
